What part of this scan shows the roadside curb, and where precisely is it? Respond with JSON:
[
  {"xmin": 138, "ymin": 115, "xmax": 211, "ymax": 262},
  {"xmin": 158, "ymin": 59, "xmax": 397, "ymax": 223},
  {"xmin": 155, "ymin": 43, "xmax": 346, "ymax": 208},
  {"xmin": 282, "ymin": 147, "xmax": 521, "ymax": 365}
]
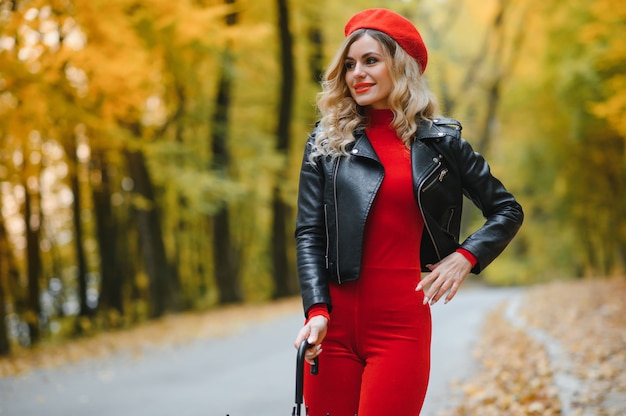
[{"xmin": 504, "ymin": 294, "xmax": 583, "ymax": 416}]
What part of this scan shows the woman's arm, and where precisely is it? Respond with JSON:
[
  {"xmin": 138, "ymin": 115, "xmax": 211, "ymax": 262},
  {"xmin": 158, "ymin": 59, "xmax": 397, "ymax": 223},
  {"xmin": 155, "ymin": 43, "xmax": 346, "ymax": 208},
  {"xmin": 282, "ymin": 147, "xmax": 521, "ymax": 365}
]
[
  {"xmin": 417, "ymin": 136, "xmax": 523, "ymax": 304},
  {"xmin": 294, "ymin": 137, "xmax": 332, "ymax": 316}
]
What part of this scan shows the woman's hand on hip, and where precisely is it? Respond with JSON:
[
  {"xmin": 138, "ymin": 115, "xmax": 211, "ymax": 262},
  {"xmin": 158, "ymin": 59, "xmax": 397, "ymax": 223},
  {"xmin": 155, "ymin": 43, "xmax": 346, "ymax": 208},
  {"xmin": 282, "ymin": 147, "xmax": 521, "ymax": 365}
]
[
  {"xmin": 415, "ymin": 251, "xmax": 472, "ymax": 305},
  {"xmin": 294, "ymin": 315, "xmax": 328, "ymax": 364}
]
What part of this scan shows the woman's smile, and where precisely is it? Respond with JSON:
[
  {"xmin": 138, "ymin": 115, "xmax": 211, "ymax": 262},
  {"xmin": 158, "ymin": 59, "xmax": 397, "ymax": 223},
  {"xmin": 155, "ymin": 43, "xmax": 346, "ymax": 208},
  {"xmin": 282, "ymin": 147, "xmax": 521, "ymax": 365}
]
[{"xmin": 354, "ymin": 82, "xmax": 375, "ymax": 94}]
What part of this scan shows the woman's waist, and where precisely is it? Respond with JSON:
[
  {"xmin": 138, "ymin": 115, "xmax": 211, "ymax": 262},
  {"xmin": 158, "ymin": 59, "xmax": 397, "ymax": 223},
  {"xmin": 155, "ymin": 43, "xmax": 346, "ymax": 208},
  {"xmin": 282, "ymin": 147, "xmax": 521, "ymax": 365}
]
[
  {"xmin": 360, "ymin": 247, "xmax": 421, "ymax": 270},
  {"xmin": 359, "ymin": 264, "xmax": 421, "ymax": 272}
]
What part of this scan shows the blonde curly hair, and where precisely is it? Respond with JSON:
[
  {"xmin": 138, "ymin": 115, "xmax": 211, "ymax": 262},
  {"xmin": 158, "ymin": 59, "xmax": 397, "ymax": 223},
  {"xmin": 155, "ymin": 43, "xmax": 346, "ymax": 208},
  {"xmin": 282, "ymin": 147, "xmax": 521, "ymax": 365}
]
[{"xmin": 310, "ymin": 29, "xmax": 440, "ymax": 161}]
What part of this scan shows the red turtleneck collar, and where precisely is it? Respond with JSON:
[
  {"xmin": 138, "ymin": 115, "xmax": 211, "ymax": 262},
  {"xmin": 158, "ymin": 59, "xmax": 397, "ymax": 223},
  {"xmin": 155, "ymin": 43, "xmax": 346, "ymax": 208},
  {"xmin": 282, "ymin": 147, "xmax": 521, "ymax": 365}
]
[{"xmin": 367, "ymin": 108, "xmax": 394, "ymax": 129}]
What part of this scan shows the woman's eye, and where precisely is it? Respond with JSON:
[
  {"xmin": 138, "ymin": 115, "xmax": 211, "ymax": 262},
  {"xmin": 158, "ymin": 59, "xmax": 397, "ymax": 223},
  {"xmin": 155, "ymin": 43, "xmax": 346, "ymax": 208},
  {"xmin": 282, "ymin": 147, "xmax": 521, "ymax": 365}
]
[
  {"xmin": 344, "ymin": 61, "xmax": 355, "ymax": 70},
  {"xmin": 366, "ymin": 57, "xmax": 378, "ymax": 65}
]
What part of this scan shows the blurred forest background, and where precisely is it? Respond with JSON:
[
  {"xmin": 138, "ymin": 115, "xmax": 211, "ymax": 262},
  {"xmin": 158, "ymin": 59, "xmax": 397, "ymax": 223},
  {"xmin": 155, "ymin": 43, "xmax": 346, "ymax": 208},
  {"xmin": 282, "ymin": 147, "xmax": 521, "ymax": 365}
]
[{"xmin": 0, "ymin": 0, "xmax": 623, "ymax": 357}]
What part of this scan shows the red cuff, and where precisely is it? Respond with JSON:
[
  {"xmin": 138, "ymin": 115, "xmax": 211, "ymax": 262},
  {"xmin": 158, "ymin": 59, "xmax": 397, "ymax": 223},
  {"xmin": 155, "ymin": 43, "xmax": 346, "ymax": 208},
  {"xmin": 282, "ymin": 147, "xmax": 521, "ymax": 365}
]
[
  {"xmin": 456, "ymin": 248, "xmax": 478, "ymax": 268},
  {"xmin": 305, "ymin": 304, "xmax": 330, "ymax": 324}
]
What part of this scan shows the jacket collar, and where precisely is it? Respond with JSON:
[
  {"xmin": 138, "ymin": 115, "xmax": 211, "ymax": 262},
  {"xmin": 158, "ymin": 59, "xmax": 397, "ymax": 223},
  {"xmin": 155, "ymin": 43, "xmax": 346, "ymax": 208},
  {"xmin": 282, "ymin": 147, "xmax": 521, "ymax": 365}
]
[
  {"xmin": 349, "ymin": 129, "xmax": 380, "ymax": 161},
  {"xmin": 416, "ymin": 118, "xmax": 462, "ymax": 141},
  {"xmin": 348, "ymin": 117, "xmax": 459, "ymax": 160}
]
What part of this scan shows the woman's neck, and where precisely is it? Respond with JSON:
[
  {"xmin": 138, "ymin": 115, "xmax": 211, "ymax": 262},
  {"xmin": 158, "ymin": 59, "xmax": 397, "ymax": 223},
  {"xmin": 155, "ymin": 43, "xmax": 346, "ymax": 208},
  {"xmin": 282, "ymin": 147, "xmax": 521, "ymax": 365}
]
[{"xmin": 368, "ymin": 108, "xmax": 394, "ymax": 128}]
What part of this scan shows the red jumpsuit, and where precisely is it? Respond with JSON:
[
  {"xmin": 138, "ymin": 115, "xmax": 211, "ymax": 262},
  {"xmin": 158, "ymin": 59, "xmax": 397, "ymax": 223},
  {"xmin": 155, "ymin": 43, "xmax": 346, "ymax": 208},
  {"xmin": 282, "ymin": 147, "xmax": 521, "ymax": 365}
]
[{"xmin": 304, "ymin": 109, "xmax": 432, "ymax": 416}]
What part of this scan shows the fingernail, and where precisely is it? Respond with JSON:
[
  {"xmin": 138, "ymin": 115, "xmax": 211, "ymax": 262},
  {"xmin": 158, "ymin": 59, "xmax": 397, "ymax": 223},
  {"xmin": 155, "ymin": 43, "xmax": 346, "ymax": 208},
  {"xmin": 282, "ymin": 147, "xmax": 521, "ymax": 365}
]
[
  {"xmin": 416, "ymin": 284, "xmax": 422, "ymax": 291},
  {"xmin": 423, "ymin": 297, "xmax": 429, "ymax": 305}
]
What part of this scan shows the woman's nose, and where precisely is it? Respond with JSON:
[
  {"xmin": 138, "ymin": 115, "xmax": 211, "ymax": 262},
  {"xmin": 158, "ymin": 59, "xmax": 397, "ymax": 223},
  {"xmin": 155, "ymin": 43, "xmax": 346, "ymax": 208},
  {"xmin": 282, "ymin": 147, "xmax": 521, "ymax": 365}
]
[{"xmin": 353, "ymin": 63, "xmax": 366, "ymax": 78}]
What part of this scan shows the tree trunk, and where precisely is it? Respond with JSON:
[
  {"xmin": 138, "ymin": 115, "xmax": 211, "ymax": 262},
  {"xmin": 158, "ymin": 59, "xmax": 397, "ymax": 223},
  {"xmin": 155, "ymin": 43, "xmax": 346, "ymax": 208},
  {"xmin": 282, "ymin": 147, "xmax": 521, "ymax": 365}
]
[
  {"xmin": 23, "ymin": 179, "xmax": 42, "ymax": 344},
  {"xmin": 272, "ymin": 0, "xmax": 297, "ymax": 298},
  {"xmin": 473, "ymin": 0, "xmax": 529, "ymax": 153},
  {"xmin": 307, "ymin": 22, "xmax": 324, "ymax": 83},
  {"xmin": 116, "ymin": 206, "xmax": 140, "ymax": 322},
  {"xmin": 209, "ymin": 0, "xmax": 242, "ymax": 305},
  {"xmin": 0, "ymin": 217, "xmax": 13, "ymax": 356},
  {"xmin": 70, "ymin": 162, "xmax": 91, "ymax": 319},
  {"xmin": 91, "ymin": 152, "xmax": 125, "ymax": 322},
  {"xmin": 60, "ymin": 135, "xmax": 94, "ymax": 336},
  {"xmin": 212, "ymin": 208, "xmax": 241, "ymax": 304},
  {"xmin": 125, "ymin": 149, "xmax": 173, "ymax": 318}
]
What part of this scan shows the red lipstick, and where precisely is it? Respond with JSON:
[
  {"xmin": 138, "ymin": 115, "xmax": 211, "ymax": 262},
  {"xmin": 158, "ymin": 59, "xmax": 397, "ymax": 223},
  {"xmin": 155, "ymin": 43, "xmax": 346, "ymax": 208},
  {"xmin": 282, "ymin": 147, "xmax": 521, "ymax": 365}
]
[{"xmin": 354, "ymin": 82, "xmax": 373, "ymax": 94}]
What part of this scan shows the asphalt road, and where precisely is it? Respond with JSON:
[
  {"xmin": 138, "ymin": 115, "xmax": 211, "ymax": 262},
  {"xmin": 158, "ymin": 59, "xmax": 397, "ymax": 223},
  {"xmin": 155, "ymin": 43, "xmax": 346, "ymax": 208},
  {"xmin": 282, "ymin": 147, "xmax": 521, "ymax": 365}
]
[{"xmin": 0, "ymin": 285, "xmax": 523, "ymax": 416}]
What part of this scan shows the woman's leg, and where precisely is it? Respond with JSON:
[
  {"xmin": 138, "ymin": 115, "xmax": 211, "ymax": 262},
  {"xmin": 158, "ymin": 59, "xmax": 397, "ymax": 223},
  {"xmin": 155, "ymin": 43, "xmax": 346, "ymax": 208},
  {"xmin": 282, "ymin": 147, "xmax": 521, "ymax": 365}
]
[
  {"xmin": 357, "ymin": 334, "xmax": 431, "ymax": 416},
  {"xmin": 304, "ymin": 281, "xmax": 362, "ymax": 416},
  {"xmin": 356, "ymin": 268, "xmax": 432, "ymax": 416},
  {"xmin": 304, "ymin": 347, "xmax": 363, "ymax": 416}
]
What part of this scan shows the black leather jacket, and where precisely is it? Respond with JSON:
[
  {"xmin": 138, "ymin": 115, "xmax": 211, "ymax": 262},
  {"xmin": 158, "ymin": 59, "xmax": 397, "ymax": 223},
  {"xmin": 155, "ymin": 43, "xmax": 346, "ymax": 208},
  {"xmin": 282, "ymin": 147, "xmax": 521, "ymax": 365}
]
[{"xmin": 295, "ymin": 118, "xmax": 524, "ymax": 315}]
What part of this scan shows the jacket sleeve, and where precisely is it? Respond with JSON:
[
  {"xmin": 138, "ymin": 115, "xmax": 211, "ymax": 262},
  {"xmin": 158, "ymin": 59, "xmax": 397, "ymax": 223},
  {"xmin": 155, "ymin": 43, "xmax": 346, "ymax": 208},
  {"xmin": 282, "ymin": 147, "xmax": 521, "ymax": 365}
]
[
  {"xmin": 294, "ymin": 135, "xmax": 332, "ymax": 317},
  {"xmin": 454, "ymin": 137, "xmax": 524, "ymax": 273}
]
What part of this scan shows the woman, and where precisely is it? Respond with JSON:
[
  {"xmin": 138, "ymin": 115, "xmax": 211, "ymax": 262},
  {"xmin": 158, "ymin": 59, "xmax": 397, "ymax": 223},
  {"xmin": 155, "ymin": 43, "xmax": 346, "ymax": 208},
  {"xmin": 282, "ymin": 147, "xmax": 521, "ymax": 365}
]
[{"xmin": 293, "ymin": 8, "xmax": 523, "ymax": 416}]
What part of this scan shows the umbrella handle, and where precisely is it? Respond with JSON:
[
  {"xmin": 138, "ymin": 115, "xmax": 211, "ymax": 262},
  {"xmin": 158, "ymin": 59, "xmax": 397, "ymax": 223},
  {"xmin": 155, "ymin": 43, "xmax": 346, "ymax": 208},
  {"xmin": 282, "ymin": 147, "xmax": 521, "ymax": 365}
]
[{"xmin": 294, "ymin": 340, "xmax": 318, "ymax": 415}]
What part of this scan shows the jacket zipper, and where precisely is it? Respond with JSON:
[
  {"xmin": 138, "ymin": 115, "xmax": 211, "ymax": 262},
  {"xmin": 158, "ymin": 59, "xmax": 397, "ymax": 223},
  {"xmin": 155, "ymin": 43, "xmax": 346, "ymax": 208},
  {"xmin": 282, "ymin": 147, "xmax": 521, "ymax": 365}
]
[
  {"xmin": 332, "ymin": 158, "xmax": 342, "ymax": 283},
  {"xmin": 446, "ymin": 208, "xmax": 455, "ymax": 232},
  {"xmin": 422, "ymin": 167, "xmax": 448, "ymax": 193},
  {"xmin": 323, "ymin": 204, "xmax": 330, "ymax": 269},
  {"xmin": 417, "ymin": 158, "xmax": 443, "ymax": 260}
]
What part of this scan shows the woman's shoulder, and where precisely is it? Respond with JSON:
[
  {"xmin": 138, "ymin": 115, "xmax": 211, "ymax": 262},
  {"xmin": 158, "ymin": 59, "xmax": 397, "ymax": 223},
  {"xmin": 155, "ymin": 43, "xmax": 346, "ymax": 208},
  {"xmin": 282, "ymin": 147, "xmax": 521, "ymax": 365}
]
[
  {"xmin": 416, "ymin": 117, "xmax": 462, "ymax": 141},
  {"xmin": 308, "ymin": 120, "xmax": 322, "ymax": 136}
]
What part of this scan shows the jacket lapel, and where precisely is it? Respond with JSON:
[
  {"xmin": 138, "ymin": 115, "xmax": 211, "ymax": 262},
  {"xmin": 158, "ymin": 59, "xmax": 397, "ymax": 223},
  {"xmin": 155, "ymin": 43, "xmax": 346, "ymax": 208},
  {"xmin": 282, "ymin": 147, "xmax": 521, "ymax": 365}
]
[
  {"xmin": 411, "ymin": 137, "xmax": 440, "ymax": 188},
  {"xmin": 349, "ymin": 130, "xmax": 381, "ymax": 163}
]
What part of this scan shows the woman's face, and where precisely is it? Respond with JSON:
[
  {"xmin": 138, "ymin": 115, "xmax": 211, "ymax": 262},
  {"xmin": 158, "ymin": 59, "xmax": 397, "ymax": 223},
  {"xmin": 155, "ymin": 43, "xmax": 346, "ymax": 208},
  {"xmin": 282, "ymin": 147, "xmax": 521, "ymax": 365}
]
[{"xmin": 344, "ymin": 34, "xmax": 393, "ymax": 109}]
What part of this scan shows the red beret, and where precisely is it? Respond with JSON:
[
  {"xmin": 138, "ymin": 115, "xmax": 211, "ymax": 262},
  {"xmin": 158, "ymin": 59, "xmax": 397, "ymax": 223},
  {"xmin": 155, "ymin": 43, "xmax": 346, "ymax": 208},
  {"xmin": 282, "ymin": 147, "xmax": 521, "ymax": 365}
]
[{"xmin": 344, "ymin": 8, "xmax": 428, "ymax": 73}]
